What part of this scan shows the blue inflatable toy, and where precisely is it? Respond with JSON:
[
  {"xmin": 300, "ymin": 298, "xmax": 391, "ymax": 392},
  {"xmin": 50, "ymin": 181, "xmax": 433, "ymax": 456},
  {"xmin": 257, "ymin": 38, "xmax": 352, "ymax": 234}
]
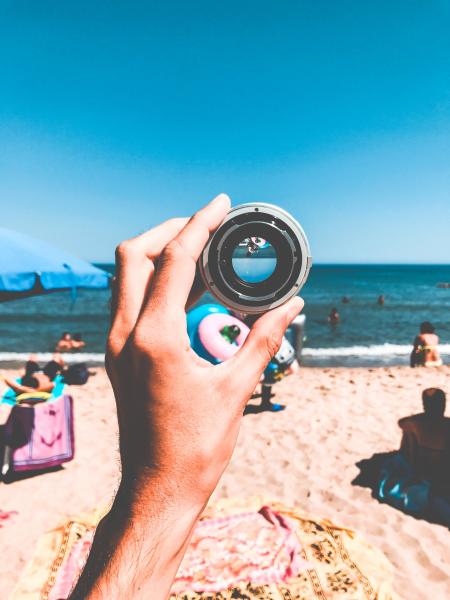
[
  {"xmin": 187, "ymin": 302, "xmax": 297, "ymax": 413},
  {"xmin": 186, "ymin": 303, "xmax": 229, "ymax": 364}
]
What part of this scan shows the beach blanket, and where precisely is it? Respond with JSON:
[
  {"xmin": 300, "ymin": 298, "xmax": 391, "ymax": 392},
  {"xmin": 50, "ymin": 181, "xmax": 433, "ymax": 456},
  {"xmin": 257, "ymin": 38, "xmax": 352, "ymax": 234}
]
[
  {"xmin": 3, "ymin": 394, "xmax": 74, "ymax": 472},
  {"xmin": 12, "ymin": 498, "xmax": 400, "ymax": 599},
  {"xmin": 172, "ymin": 506, "xmax": 306, "ymax": 593}
]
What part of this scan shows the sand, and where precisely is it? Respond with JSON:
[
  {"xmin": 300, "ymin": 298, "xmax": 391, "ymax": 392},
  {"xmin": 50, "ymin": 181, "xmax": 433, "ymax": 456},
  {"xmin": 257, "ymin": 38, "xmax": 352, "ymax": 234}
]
[{"xmin": 1, "ymin": 365, "xmax": 449, "ymax": 599}]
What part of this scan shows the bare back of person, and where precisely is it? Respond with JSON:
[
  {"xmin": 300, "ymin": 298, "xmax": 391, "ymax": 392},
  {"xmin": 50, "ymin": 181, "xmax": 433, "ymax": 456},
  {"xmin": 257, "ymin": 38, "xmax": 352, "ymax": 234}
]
[
  {"xmin": 399, "ymin": 412, "xmax": 450, "ymax": 491},
  {"xmin": 417, "ymin": 333, "xmax": 440, "ymax": 364}
]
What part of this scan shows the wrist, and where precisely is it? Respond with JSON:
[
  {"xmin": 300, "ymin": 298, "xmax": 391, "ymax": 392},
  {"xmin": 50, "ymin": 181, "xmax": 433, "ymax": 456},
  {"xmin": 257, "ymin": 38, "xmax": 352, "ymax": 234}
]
[
  {"xmin": 119, "ymin": 438, "xmax": 228, "ymax": 509},
  {"xmin": 72, "ymin": 469, "xmax": 207, "ymax": 600},
  {"xmin": 114, "ymin": 467, "xmax": 208, "ymax": 526}
]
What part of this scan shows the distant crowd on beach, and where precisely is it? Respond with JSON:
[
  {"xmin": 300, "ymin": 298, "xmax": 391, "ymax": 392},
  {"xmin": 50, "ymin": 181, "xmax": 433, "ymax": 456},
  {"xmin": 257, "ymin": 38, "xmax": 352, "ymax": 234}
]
[{"xmin": 327, "ymin": 295, "xmax": 443, "ymax": 368}]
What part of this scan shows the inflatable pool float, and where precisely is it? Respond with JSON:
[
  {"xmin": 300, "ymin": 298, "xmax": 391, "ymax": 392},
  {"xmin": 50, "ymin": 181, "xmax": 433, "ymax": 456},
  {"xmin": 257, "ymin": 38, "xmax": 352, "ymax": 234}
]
[
  {"xmin": 187, "ymin": 304, "xmax": 249, "ymax": 364},
  {"xmin": 187, "ymin": 301, "xmax": 297, "ymax": 366},
  {"xmin": 187, "ymin": 303, "xmax": 297, "ymax": 409}
]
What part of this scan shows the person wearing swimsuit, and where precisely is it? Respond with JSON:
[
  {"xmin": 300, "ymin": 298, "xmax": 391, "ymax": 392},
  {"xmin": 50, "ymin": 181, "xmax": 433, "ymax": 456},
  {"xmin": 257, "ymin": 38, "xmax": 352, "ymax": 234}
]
[{"xmin": 411, "ymin": 321, "xmax": 443, "ymax": 367}]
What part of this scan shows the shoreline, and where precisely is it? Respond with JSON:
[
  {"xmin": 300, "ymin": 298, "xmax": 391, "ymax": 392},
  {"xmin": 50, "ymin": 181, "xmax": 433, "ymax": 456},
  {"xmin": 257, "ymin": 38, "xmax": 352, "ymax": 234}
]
[
  {"xmin": 1, "ymin": 365, "xmax": 449, "ymax": 598},
  {"xmin": 1, "ymin": 347, "xmax": 449, "ymax": 370}
]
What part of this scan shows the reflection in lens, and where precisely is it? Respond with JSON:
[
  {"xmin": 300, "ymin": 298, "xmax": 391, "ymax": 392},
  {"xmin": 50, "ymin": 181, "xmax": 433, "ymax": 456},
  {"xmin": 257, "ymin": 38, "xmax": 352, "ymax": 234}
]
[{"xmin": 232, "ymin": 237, "xmax": 277, "ymax": 283}]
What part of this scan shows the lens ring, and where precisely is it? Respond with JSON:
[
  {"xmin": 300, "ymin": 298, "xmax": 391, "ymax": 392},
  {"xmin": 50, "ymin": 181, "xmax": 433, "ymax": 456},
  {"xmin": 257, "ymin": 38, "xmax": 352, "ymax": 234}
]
[
  {"xmin": 215, "ymin": 221, "xmax": 300, "ymax": 300},
  {"xmin": 199, "ymin": 203, "xmax": 311, "ymax": 314}
]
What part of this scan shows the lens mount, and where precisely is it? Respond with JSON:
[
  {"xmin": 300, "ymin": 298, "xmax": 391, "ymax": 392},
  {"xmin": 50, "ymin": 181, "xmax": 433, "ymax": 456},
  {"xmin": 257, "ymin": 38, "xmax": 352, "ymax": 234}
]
[{"xmin": 199, "ymin": 203, "xmax": 312, "ymax": 314}]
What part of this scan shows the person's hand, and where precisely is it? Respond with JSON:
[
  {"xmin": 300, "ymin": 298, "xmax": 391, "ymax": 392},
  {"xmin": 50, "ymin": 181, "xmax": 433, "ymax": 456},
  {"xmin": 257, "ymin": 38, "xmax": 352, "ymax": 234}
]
[
  {"xmin": 107, "ymin": 192, "xmax": 303, "ymax": 498},
  {"xmin": 70, "ymin": 193, "xmax": 304, "ymax": 600}
]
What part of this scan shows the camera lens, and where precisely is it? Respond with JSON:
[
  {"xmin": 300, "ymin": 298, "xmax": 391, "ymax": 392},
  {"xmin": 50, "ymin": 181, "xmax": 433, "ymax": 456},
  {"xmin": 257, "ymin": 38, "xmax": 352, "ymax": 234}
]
[{"xmin": 199, "ymin": 203, "xmax": 311, "ymax": 314}]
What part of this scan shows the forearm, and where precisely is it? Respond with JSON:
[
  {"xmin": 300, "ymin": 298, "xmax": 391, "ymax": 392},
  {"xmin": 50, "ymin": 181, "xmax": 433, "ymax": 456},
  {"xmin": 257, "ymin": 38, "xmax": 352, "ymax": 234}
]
[
  {"xmin": 69, "ymin": 470, "xmax": 206, "ymax": 600},
  {"xmin": 4, "ymin": 378, "xmax": 29, "ymax": 394}
]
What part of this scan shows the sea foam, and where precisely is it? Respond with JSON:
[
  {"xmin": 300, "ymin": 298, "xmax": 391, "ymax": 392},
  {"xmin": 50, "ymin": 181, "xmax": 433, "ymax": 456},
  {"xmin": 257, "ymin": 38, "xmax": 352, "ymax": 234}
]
[
  {"xmin": 303, "ymin": 343, "xmax": 450, "ymax": 358},
  {"xmin": 1, "ymin": 344, "xmax": 449, "ymax": 365}
]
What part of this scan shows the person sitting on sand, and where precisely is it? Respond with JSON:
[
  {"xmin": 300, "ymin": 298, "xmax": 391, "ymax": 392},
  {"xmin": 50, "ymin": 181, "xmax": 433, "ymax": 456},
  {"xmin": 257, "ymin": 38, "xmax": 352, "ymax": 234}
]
[
  {"xmin": 377, "ymin": 388, "xmax": 450, "ymax": 526},
  {"xmin": 55, "ymin": 331, "xmax": 73, "ymax": 351},
  {"xmin": 410, "ymin": 321, "xmax": 442, "ymax": 367},
  {"xmin": 328, "ymin": 307, "xmax": 340, "ymax": 325},
  {"xmin": 68, "ymin": 195, "xmax": 304, "ymax": 599},
  {"xmin": 398, "ymin": 388, "xmax": 450, "ymax": 495}
]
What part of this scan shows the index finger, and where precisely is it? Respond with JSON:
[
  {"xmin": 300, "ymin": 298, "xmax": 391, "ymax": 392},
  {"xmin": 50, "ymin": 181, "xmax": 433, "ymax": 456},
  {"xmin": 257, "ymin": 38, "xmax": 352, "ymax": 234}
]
[
  {"xmin": 143, "ymin": 193, "xmax": 231, "ymax": 316},
  {"xmin": 109, "ymin": 217, "xmax": 189, "ymax": 355}
]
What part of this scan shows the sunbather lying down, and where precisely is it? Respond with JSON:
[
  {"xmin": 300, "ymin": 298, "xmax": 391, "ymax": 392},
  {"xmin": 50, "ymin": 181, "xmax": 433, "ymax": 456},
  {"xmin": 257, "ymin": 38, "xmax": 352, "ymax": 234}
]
[{"xmin": 1, "ymin": 354, "xmax": 65, "ymax": 404}]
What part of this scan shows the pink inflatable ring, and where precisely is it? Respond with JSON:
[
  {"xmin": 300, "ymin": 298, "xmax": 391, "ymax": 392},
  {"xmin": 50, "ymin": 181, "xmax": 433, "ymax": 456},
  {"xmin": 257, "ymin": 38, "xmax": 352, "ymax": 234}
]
[{"xmin": 198, "ymin": 313, "xmax": 250, "ymax": 362}]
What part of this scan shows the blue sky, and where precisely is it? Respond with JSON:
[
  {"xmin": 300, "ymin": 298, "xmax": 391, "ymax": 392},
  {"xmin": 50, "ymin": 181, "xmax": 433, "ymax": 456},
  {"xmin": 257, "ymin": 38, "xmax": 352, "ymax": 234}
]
[{"xmin": 1, "ymin": 1, "xmax": 449, "ymax": 263}]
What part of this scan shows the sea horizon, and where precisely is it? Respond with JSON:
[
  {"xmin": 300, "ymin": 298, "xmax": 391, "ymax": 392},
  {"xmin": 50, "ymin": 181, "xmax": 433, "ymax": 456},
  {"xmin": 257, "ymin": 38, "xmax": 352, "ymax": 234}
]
[{"xmin": 1, "ymin": 263, "xmax": 449, "ymax": 368}]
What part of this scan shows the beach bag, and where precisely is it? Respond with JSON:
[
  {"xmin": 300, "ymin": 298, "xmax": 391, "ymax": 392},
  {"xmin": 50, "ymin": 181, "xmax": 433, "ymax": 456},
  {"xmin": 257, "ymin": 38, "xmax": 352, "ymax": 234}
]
[
  {"xmin": 377, "ymin": 453, "xmax": 430, "ymax": 514},
  {"xmin": 3, "ymin": 395, "xmax": 74, "ymax": 475},
  {"xmin": 63, "ymin": 364, "xmax": 89, "ymax": 385}
]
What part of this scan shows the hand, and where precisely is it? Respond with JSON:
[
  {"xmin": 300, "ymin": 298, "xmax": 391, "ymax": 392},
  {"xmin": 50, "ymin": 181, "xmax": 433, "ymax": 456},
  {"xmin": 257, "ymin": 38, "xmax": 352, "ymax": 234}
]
[{"xmin": 71, "ymin": 193, "xmax": 304, "ymax": 599}]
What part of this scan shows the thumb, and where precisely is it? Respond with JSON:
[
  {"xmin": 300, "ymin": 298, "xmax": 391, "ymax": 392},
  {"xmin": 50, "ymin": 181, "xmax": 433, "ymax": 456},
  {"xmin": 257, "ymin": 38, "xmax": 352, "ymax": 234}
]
[{"xmin": 223, "ymin": 296, "xmax": 304, "ymax": 393}]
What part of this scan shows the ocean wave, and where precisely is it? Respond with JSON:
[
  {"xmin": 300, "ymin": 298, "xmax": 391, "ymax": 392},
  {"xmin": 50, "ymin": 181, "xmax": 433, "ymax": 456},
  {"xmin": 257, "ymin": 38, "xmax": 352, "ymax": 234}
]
[
  {"xmin": 303, "ymin": 343, "xmax": 450, "ymax": 358},
  {"xmin": 1, "ymin": 344, "xmax": 449, "ymax": 364}
]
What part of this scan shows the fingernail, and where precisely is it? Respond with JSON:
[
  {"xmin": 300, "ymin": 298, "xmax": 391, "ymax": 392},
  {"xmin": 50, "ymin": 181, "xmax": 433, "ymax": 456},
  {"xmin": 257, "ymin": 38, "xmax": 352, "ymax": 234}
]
[
  {"xmin": 210, "ymin": 193, "xmax": 231, "ymax": 208},
  {"xmin": 287, "ymin": 296, "xmax": 304, "ymax": 321}
]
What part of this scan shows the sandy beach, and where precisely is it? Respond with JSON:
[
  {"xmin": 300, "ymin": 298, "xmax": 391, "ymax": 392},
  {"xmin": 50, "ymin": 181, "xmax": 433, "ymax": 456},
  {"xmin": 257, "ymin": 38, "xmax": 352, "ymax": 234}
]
[{"xmin": 1, "ymin": 365, "xmax": 449, "ymax": 599}]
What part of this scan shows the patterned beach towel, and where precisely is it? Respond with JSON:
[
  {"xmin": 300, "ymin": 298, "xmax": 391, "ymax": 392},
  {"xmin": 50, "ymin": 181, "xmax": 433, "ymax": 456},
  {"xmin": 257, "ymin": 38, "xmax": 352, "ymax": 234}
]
[
  {"xmin": 12, "ymin": 498, "xmax": 401, "ymax": 600},
  {"xmin": 172, "ymin": 506, "xmax": 307, "ymax": 593}
]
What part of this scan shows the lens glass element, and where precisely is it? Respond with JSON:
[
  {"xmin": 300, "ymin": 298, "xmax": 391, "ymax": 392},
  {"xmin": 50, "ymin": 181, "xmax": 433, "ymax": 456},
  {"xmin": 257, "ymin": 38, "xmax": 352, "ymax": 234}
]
[{"xmin": 231, "ymin": 237, "xmax": 277, "ymax": 283}]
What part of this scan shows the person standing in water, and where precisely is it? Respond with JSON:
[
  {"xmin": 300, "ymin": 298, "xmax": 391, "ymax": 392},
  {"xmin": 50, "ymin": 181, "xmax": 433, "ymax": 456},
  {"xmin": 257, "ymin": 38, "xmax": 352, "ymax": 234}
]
[
  {"xmin": 71, "ymin": 333, "xmax": 86, "ymax": 349},
  {"xmin": 411, "ymin": 321, "xmax": 442, "ymax": 367},
  {"xmin": 55, "ymin": 332, "xmax": 72, "ymax": 351},
  {"xmin": 328, "ymin": 307, "xmax": 340, "ymax": 325}
]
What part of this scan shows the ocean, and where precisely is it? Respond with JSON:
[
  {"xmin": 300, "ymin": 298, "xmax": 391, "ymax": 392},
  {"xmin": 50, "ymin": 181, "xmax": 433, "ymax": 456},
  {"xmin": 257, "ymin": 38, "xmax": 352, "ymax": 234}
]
[{"xmin": 0, "ymin": 264, "xmax": 449, "ymax": 367}]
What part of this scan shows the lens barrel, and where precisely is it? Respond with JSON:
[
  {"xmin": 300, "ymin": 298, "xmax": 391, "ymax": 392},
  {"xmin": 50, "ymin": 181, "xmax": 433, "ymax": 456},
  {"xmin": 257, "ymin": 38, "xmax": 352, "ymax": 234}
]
[{"xmin": 199, "ymin": 203, "xmax": 311, "ymax": 314}]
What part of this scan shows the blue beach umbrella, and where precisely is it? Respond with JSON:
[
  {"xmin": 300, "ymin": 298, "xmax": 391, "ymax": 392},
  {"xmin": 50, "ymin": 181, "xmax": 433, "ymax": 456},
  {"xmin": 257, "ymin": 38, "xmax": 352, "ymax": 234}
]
[{"xmin": 0, "ymin": 228, "xmax": 110, "ymax": 302}]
